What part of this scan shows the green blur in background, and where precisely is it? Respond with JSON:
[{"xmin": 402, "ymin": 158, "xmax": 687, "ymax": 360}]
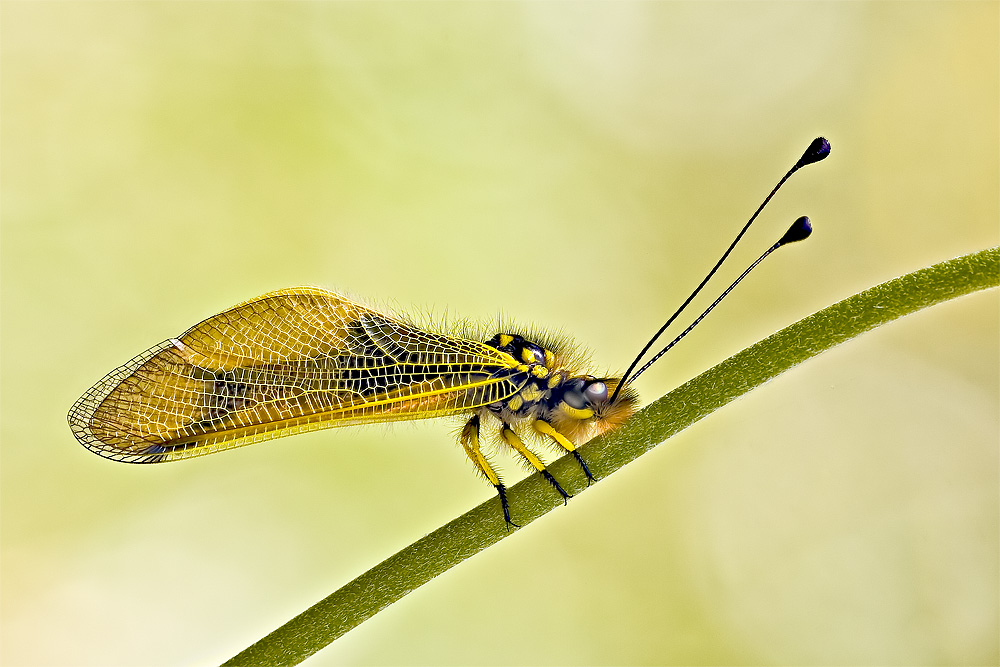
[{"xmin": 2, "ymin": 2, "xmax": 997, "ymax": 665}]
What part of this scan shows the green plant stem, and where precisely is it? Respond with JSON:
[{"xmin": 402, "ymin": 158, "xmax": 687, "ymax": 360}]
[{"xmin": 223, "ymin": 247, "xmax": 998, "ymax": 667}]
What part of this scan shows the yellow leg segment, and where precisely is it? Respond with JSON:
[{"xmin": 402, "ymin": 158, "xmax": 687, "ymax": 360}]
[
  {"xmin": 535, "ymin": 420, "xmax": 595, "ymax": 483},
  {"xmin": 462, "ymin": 415, "xmax": 517, "ymax": 528},
  {"xmin": 500, "ymin": 424, "xmax": 571, "ymax": 503},
  {"xmin": 534, "ymin": 420, "xmax": 576, "ymax": 452},
  {"xmin": 500, "ymin": 426, "xmax": 547, "ymax": 473},
  {"xmin": 460, "ymin": 415, "xmax": 501, "ymax": 487}
]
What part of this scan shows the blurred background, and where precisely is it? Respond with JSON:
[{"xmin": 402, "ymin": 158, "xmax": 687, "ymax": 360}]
[{"xmin": 2, "ymin": 3, "xmax": 997, "ymax": 665}]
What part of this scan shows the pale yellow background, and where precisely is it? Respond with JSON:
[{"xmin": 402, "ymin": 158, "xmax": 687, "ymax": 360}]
[{"xmin": 2, "ymin": 2, "xmax": 997, "ymax": 665}]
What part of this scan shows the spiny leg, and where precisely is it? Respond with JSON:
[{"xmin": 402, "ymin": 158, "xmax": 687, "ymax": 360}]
[
  {"xmin": 499, "ymin": 423, "xmax": 571, "ymax": 504},
  {"xmin": 461, "ymin": 414, "xmax": 518, "ymax": 529},
  {"xmin": 534, "ymin": 420, "xmax": 594, "ymax": 485}
]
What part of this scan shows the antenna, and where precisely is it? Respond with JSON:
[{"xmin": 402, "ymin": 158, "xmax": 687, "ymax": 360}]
[
  {"xmin": 609, "ymin": 137, "xmax": 830, "ymax": 405},
  {"xmin": 625, "ymin": 216, "xmax": 812, "ymax": 385}
]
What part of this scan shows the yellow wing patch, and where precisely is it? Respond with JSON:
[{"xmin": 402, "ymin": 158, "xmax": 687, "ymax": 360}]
[{"xmin": 68, "ymin": 288, "xmax": 522, "ymax": 463}]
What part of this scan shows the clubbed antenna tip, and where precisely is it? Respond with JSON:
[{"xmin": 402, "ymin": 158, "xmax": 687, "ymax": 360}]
[
  {"xmin": 798, "ymin": 137, "xmax": 831, "ymax": 167},
  {"xmin": 779, "ymin": 216, "xmax": 813, "ymax": 245}
]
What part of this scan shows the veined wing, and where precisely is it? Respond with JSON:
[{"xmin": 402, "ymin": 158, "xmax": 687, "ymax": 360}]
[{"xmin": 68, "ymin": 287, "xmax": 521, "ymax": 463}]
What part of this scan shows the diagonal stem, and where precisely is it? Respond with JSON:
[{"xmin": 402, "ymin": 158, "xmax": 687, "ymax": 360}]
[{"xmin": 224, "ymin": 247, "xmax": 999, "ymax": 667}]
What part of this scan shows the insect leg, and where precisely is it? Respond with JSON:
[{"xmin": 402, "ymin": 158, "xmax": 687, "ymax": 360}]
[
  {"xmin": 534, "ymin": 420, "xmax": 594, "ymax": 485},
  {"xmin": 499, "ymin": 424, "xmax": 571, "ymax": 504},
  {"xmin": 460, "ymin": 414, "xmax": 517, "ymax": 529}
]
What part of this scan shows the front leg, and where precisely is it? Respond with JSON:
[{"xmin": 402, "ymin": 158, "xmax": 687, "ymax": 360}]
[{"xmin": 534, "ymin": 419, "xmax": 594, "ymax": 485}]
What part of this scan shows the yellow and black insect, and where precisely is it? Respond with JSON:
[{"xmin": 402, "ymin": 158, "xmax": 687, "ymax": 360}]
[{"xmin": 68, "ymin": 138, "xmax": 830, "ymax": 527}]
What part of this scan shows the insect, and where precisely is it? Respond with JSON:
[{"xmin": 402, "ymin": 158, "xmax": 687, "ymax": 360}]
[{"xmin": 68, "ymin": 138, "xmax": 830, "ymax": 528}]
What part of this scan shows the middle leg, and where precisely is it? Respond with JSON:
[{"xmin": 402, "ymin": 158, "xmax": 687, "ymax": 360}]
[{"xmin": 499, "ymin": 422, "xmax": 571, "ymax": 504}]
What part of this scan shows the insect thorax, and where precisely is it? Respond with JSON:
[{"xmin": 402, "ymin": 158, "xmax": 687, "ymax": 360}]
[{"xmin": 481, "ymin": 333, "xmax": 626, "ymax": 441}]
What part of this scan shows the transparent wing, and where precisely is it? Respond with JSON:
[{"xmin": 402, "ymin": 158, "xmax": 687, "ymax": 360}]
[{"xmin": 68, "ymin": 287, "xmax": 521, "ymax": 463}]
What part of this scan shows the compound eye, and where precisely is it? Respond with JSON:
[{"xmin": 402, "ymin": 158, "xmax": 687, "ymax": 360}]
[
  {"xmin": 563, "ymin": 389, "xmax": 588, "ymax": 410},
  {"xmin": 584, "ymin": 381, "xmax": 608, "ymax": 404}
]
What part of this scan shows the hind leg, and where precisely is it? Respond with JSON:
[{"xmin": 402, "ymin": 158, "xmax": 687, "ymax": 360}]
[{"xmin": 460, "ymin": 414, "xmax": 517, "ymax": 529}]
